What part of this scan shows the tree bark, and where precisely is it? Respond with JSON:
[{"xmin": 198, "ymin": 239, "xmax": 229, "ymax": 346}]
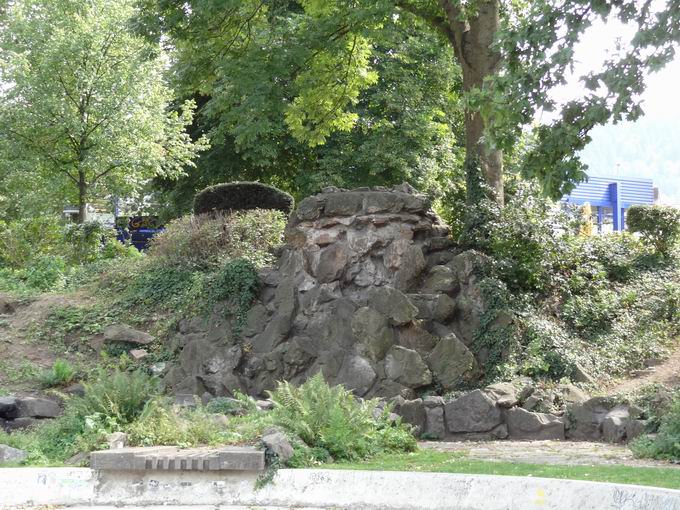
[
  {"xmin": 440, "ymin": 0, "xmax": 504, "ymax": 205},
  {"xmin": 77, "ymin": 169, "xmax": 87, "ymax": 223}
]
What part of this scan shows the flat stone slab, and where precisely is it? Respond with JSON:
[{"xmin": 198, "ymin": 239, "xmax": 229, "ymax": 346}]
[{"xmin": 90, "ymin": 446, "xmax": 264, "ymax": 472}]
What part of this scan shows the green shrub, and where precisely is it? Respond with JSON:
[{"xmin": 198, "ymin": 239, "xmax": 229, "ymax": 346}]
[
  {"xmin": 203, "ymin": 258, "xmax": 260, "ymax": 332},
  {"xmin": 517, "ymin": 317, "xmax": 577, "ymax": 380},
  {"xmin": 126, "ymin": 398, "xmax": 227, "ymax": 447},
  {"xmin": 38, "ymin": 359, "xmax": 77, "ymax": 388},
  {"xmin": 193, "ymin": 181, "xmax": 295, "ymax": 216},
  {"xmin": 269, "ymin": 373, "xmax": 416, "ymax": 462},
  {"xmin": 0, "ymin": 215, "xmax": 64, "ymax": 269},
  {"xmin": 72, "ymin": 369, "xmax": 158, "ymax": 425},
  {"xmin": 148, "ymin": 209, "xmax": 285, "ymax": 270},
  {"xmin": 632, "ymin": 396, "xmax": 680, "ymax": 461},
  {"xmin": 562, "ymin": 288, "xmax": 621, "ymax": 337},
  {"xmin": 627, "ymin": 205, "xmax": 680, "ymax": 256},
  {"xmin": 63, "ymin": 221, "xmax": 113, "ymax": 264}
]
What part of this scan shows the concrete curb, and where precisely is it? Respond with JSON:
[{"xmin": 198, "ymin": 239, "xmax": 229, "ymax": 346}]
[{"xmin": 1, "ymin": 467, "xmax": 679, "ymax": 509}]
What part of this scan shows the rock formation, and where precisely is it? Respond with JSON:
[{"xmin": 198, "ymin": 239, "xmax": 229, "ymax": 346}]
[{"xmin": 165, "ymin": 184, "xmax": 494, "ymax": 399}]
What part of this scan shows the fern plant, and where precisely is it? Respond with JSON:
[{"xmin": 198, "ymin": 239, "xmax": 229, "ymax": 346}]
[{"xmin": 268, "ymin": 373, "xmax": 415, "ymax": 462}]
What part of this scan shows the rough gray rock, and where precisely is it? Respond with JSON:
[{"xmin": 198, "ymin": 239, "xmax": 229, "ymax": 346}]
[
  {"xmin": 384, "ymin": 346, "xmax": 432, "ymax": 388},
  {"xmin": 444, "ymin": 389, "xmax": 502, "ymax": 433},
  {"xmin": 601, "ymin": 406, "xmax": 630, "ymax": 443},
  {"xmin": 351, "ymin": 307, "xmax": 393, "ymax": 361},
  {"xmin": 557, "ymin": 384, "xmax": 589, "ymax": 404},
  {"xmin": 426, "ymin": 334, "xmax": 476, "ymax": 391},
  {"xmin": 567, "ymin": 397, "xmax": 618, "ymax": 441},
  {"xmin": 336, "ymin": 355, "xmax": 377, "ymax": 395},
  {"xmin": 626, "ymin": 419, "xmax": 647, "ymax": 441},
  {"xmin": 163, "ymin": 186, "xmax": 493, "ymax": 399},
  {"xmin": 14, "ymin": 397, "xmax": 61, "ymax": 419},
  {"xmin": 106, "ymin": 432, "xmax": 128, "ymax": 449},
  {"xmin": 103, "ymin": 324, "xmax": 154, "ymax": 346},
  {"xmin": 261, "ymin": 429, "xmax": 295, "ymax": 463},
  {"xmin": 424, "ymin": 405, "xmax": 446, "ymax": 439},
  {"xmin": 0, "ymin": 444, "xmax": 27, "ymax": 464},
  {"xmin": 485, "ymin": 382, "xmax": 519, "ymax": 408},
  {"xmin": 0, "ymin": 397, "xmax": 17, "ymax": 419},
  {"xmin": 367, "ymin": 286, "xmax": 418, "ymax": 326},
  {"xmin": 3, "ymin": 417, "xmax": 36, "ymax": 432},
  {"xmin": 398, "ymin": 399, "xmax": 426, "ymax": 434},
  {"xmin": 506, "ymin": 408, "xmax": 565, "ymax": 440}
]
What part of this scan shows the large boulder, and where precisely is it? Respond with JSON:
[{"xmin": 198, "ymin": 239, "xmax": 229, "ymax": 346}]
[
  {"xmin": 444, "ymin": 389, "xmax": 502, "ymax": 433},
  {"xmin": 261, "ymin": 428, "xmax": 295, "ymax": 463},
  {"xmin": 397, "ymin": 399, "xmax": 426, "ymax": 434},
  {"xmin": 506, "ymin": 408, "xmax": 565, "ymax": 440},
  {"xmin": 601, "ymin": 405, "xmax": 631, "ymax": 443},
  {"xmin": 9, "ymin": 397, "xmax": 61, "ymax": 419},
  {"xmin": 351, "ymin": 308, "xmax": 394, "ymax": 361},
  {"xmin": 384, "ymin": 347, "xmax": 432, "ymax": 388},
  {"xmin": 336, "ymin": 355, "xmax": 377, "ymax": 396},
  {"xmin": 485, "ymin": 382, "xmax": 519, "ymax": 408},
  {"xmin": 0, "ymin": 397, "xmax": 17, "ymax": 419},
  {"xmin": 367, "ymin": 286, "xmax": 418, "ymax": 326},
  {"xmin": 426, "ymin": 335, "xmax": 476, "ymax": 391},
  {"xmin": 423, "ymin": 396, "xmax": 446, "ymax": 439},
  {"xmin": 567, "ymin": 397, "xmax": 618, "ymax": 440}
]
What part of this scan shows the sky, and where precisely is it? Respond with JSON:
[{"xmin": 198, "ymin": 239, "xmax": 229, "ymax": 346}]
[{"xmin": 543, "ymin": 17, "xmax": 680, "ymax": 205}]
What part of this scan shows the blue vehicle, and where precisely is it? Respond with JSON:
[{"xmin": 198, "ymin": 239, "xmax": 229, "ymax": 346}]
[{"xmin": 116, "ymin": 216, "xmax": 164, "ymax": 251}]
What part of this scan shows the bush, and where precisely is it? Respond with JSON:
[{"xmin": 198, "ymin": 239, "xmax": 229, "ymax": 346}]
[
  {"xmin": 148, "ymin": 209, "xmax": 285, "ymax": 270},
  {"xmin": 0, "ymin": 215, "xmax": 64, "ymax": 269},
  {"xmin": 38, "ymin": 359, "xmax": 77, "ymax": 388},
  {"xmin": 268, "ymin": 373, "xmax": 416, "ymax": 462},
  {"xmin": 193, "ymin": 181, "xmax": 295, "ymax": 217},
  {"xmin": 71, "ymin": 369, "xmax": 158, "ymax": 426},
  {"xmin": 632, "ymin": 396, "xmax": 680, "ymax": 461},
  {"xmin": 627, "ymin": 205, "xmax": 680, "ymax": 256}
]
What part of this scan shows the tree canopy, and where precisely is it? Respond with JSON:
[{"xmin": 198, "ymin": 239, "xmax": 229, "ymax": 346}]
[
  {"xmin": 0, "ymin": 0, "xmax": 208, "ymax": 222},
  {"xmin": 143, "ymin": 0, "xmax": 680, "ymax": 206}
]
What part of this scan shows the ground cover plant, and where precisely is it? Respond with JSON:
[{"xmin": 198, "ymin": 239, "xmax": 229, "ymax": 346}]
[{"xmin": 328, "ymin": 449, "xmax": 680, "ymax": 490}]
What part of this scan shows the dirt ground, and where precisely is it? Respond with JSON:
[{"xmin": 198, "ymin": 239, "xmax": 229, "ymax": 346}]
[
  {"xmin": 422, "ymin": 440, "xmax": 678, "ymax": 468},
  {"xmin": 0, "ymin": 292, "xmax": 90, "ymax": 396}
]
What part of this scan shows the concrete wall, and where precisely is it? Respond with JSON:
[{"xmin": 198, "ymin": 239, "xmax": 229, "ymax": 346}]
[{"xmin": 1, "ymin": 467, "xmax": 679, "ymax": 510}]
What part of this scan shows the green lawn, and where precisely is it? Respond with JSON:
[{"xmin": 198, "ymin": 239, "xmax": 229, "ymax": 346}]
[{"xmin": 328, "ymin": 449, "xmax": 680, "ymax": 490}]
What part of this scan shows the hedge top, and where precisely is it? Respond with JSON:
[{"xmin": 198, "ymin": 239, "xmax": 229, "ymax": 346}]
[{"xmin": 193, "ymin": 182, "xmax": 295, "ymax": 216}]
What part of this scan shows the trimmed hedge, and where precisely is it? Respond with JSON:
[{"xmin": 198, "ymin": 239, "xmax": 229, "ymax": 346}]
[
  {"xmin": 627, "ymin": 205, "xmax": 680, "ymax": 255},
  {"xmin": 193, "ymin": 182, "xmax": 295, "ymax": 216}
]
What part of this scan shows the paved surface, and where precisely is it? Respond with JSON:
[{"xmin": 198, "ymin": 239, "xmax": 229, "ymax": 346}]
[{"xmin": 421, "ymin": 440, "xmax": 679, "ymax": 467}]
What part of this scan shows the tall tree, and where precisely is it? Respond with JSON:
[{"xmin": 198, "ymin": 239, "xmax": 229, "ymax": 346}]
[
  {"xmin": 0, "ymin": 0, "xmax": 208, "ymax": 222},
  {"xmin": 144, "ymin": 0, "xmax": 679, "ymax": 206},
  {"xmin": 152, "ymin": 14, "xmax": 465, "ymax": 217}
]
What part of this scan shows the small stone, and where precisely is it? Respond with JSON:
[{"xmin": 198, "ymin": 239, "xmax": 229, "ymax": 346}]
[
  {"xmin": 129, "ymin": 349, "xmax": 148, "ymax": 361},
  {"xmin": 557, "ymin": 384, "xmax": 589, "ymax": 404},
  {"xmin": 0, "ymin": 444, "xmax": 27, "ymax": 464},
  {"xmin": 150, "ymin": 362, "xmax": 167, "ymax": 376},
  {"xmin": 106, "ymin": 431, "xmax": 128, "ymax": 449},
  {"xmin": 572, "ymin": 363, "xmax": 596, "ymax": 385},
  {"xmin": 257, "ymin": 400, "xmax": 274, "ymax": 411},
  {"xmin": 262, "ymin": 430, "xmax": 294, "ymax": 463},
  {"xmin": 103, "ymin": 324, "xmax": 154, "ymax": 346},
  {"xmin": 4, "ymin": 417, "xmax": 36, "ymax": 432}
]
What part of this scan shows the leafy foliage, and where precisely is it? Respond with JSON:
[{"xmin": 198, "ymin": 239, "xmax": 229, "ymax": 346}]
[
  {"xmin": 627, "ymin": 205, "xmax": 680, "ymax": 256},
  {"xmin": 0, "ymin": 0, "xmax": 207, "ymax": 221},
  {"xmin": 149, "ymin": 209, "xmax": 285, "ymax": 270},
  {"xmin": 632, "ymin": 396, "xmax": 680, "ymax": 461},
  {"xmin": 193, "ymin": 182, "xmax": 295, "ymax": 217},
  {"xmin": 269, "ymin": 373, "xmax": 416, "ymax": 463},
  {"xmin": 38, "ymin": 359, "xmax": 77, "ymax": 388}
]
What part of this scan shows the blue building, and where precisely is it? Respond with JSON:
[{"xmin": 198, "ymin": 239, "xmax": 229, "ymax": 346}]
[{"xmin": 561, "ymin": 175, "xmax": 656, "ymax": 231}]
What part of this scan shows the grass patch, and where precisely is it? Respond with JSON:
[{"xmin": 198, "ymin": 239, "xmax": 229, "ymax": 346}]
[{"xmin": 328, "ymin": 449, "xmax": 680, "ymax": 490}]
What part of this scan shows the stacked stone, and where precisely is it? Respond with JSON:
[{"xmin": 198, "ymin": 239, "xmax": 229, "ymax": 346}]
[
  {"xmin": 165, "ymin": 184, "xmax": 496, "ymax": 399},
  {"xmin": 394, "ymin": 382, "xmax": 647, "ymax": 443}
]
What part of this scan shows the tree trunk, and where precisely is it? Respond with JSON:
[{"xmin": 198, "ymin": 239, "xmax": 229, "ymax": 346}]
[
  {"xmin": 77, "ymin": 170, "xmax": 87, "ymax": 223},
  {"xmin": 441, "ymin": 0, "xmax": 504, "ymax": 205}
]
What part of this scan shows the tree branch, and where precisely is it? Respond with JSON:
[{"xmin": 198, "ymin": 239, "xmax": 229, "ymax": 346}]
[{"xmin": 394, "ymin": 0, "xmax": 463, "ymax": 60}]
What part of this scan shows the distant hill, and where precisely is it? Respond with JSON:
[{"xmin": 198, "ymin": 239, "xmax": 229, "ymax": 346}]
[{"xmin": 579, "ymin": 118, "xmax": 680, "ymax": 205}]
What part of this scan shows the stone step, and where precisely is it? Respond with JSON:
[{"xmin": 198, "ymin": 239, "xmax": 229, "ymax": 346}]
[{"xmin": 90, "ymin": 446, "xmax": 265, "ymax": 472}]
